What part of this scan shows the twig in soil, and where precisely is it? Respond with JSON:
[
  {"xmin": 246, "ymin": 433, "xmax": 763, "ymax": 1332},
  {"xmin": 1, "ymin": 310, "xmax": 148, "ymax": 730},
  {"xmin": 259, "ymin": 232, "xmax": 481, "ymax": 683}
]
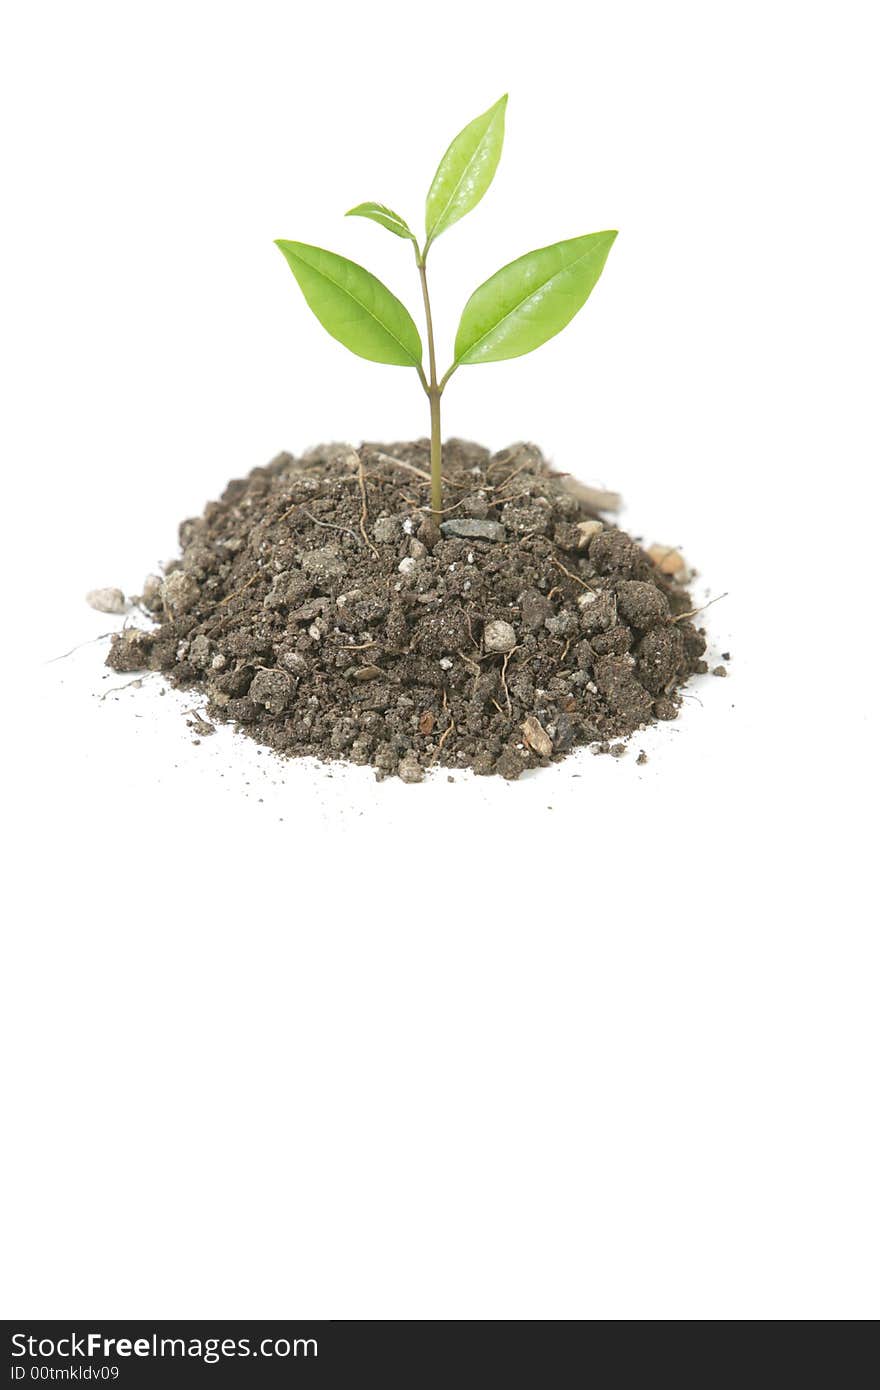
[
  {"xmin": 431, "ymin": 719, "xmax": 456, "ymax": 763},
  {"xmin": 181, "ymin": 704, "xmax": 216, "ymax": 735},
  {"xmin": 550, "ymin": 555, "xmax": 594, "ymax": 590},
  {"xmin": 488, "ymin": 487, "xmax": 537, "ymax": 508},
  {"xmin": 370, "ymin": 451, "xmax": 467, "ymax": 487},
  {"xmin": 99, "ymin": 675, "xmax": 155, "ymax": 700},
  {"xmin": 46, "ymin": 632, "xmax": 117, "ymax": 663},
  {"xmin": 357, "ymin": 456, "xmax": 380, "ymax": 559},
  {"xmin": 500, "ymin": 647, "xmax": 517, "ymax": 714},
  {"xmin": 218, "ymin": 570, "xmax": 261, "ymax": 607},
  {"xmin": 407, "ymin": 493, "xmax": 476, "ymax": 516},
  {"xmin": 558, "ymin": 476, "xmax": 623, "ymax": 513},
  {"xmin": 371, "ymin": 452, "xmax": 434, "ymax": 484},
  {"xmin": 487, "ymin": 458, "xmax": 534, "ymax": 492},
  {"xmin": 673, "ymin": 591, "xmax": 729, "ymax": 623},
  {"xmin": 456, "ymin": 649, "xmax": 482, "ymax": 674},
  {"xmin": 301, "ymin": 509, "xmax": 360, "ymax": 543}
]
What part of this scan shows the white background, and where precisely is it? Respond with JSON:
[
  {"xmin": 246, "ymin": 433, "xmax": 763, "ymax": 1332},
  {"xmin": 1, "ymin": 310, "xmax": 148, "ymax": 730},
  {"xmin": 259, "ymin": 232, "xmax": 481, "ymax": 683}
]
[{"xmin": 2, "ymin": 0, "xmax": 878, "ymax": 1320}]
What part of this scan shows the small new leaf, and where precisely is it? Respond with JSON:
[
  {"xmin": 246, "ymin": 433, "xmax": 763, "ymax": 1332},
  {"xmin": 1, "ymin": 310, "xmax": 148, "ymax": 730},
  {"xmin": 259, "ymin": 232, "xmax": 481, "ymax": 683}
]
[
  {"xmin": 425, "ymin": 94, "xmax": 507, "ymax": 247},
  {"xmin": 275, "ymin": 240, "xmax": 422, "ymax": 368},
  {"xmin": 454, "ymin": 231, "xmax": 617, "ymax": 365},
  {"xmin": 346, "ymin": 202, "xmax": 416, "ymax": 243}
]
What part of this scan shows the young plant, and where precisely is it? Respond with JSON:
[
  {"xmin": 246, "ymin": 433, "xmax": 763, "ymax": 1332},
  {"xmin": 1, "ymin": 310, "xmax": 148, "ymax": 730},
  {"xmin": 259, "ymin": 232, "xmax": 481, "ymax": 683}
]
[{"xmin": 275, "ymin": 95, "xmax": 616, "ymax": 521}]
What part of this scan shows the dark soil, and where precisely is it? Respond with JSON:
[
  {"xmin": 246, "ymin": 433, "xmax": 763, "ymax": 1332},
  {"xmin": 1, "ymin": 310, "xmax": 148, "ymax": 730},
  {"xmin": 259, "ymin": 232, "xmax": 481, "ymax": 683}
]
[{"xmin": 107, "ymin": 439, "xmax": 708, "ymax": 781}]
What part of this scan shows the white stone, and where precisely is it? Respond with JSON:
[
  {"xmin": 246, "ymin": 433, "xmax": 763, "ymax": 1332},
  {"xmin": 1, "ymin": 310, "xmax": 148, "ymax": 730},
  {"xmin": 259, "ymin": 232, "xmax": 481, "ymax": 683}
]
[
  {"xmin": 575, "ymin": 519, "xmax": 603, "ymax": 549},
  {"xmin": 484, "ymin": 620, "xmax": 517, "ymax": 654},
  {"xmin": 86, "ymin": 586, "xmax": 128, "ymax": 615}
]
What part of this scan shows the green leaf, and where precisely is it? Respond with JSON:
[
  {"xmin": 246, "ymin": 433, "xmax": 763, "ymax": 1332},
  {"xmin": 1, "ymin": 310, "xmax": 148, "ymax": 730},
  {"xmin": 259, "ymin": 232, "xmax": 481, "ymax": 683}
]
[
  {"xmin": 275, "ymin": 240, "xmax": 422, "ymax": 368},
  {"xmin": 346, "ymin": 202, "xmax": 416, "ymax": 243},
  {"xmin": 425, "ymin": 94, "xmax": 507, "ymax": 247},
  {"xmin": 454, "ymin": 231, "xmax": 618, "ymax": 365}
]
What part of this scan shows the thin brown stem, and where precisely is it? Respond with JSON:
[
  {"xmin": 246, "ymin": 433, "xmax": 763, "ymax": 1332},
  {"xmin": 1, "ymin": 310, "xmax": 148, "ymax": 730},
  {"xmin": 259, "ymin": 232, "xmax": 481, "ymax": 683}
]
[
  {"xmin": 428, "ymin": 389, "xmax": 442, "ymax": 520},
  {"xmin": 416, "ymin": 246, "xmax": 443, "ymax": 523}
]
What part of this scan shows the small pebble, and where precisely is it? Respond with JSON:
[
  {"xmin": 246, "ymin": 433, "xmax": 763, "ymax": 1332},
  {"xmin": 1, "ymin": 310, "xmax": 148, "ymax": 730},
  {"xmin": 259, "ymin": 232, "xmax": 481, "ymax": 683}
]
[
  {"xmin": 398, "ymin": 756, "xmax": 424, "ymax": 784},
  {"xmin": 440, "ymin": 518, "xmax": 506, "ymax": 543},
  {"xmin": 637, "ymin": 750, "xmax": 648, "ymax": 765},
  {"xmin": 575, "ymin": 519, "xmax": 603, "ymax": 549},
  {"xmin": 86, "ymin": 587, "xmax": 128, "ymax": 615},
  {"xmin": 647, "ymin": 543, "xmax": 688, "ymax": 580},
  {"xmin": 521, "ymin": 715, "xmax": 553, "ymax": 757},
  {"xmin": 484, "ymin": 619, "xmax": 517, "ymax": 653},
  {"xmin": 372, "ymin": 516, "xmax": 399, "ymax": 544},
  {"xmin": 712, "ymin": 664, "xmax": 728, "ymax": 677},
  {"xmin": 545, "ymin": 611, "xmax": 578, "ymax": 638}
]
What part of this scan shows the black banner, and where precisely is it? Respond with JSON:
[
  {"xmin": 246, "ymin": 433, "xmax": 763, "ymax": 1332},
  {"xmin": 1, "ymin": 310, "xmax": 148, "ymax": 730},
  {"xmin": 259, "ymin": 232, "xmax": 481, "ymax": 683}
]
[{"xmin": 2, "ymin": 1321, "xmax": 559, "ymax": 1385}]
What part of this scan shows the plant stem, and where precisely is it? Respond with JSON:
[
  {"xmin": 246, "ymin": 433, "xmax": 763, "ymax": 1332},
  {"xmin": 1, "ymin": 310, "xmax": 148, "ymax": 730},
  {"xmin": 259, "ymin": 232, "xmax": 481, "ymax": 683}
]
[
  {"xmin": 428, "ymin": 389, "xmax": 442, "ymax": 519},
  {"xmin": 415, "ymin": 248, "xmax": 443, "ymax": 523}
]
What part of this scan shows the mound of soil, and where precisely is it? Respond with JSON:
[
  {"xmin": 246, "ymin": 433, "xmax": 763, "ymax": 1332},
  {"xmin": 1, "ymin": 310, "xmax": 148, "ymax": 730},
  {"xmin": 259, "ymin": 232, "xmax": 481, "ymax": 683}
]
[{"xmin": 107, "ymin": 439, "xmax": 708, "ymax": 780}]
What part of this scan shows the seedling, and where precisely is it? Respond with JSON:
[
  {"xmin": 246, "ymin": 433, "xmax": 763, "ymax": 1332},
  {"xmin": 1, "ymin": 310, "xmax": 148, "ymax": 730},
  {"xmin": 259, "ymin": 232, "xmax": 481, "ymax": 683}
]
[{"xmin": 276, "ymin": 95, "xmax": 616, "ymax": 521}]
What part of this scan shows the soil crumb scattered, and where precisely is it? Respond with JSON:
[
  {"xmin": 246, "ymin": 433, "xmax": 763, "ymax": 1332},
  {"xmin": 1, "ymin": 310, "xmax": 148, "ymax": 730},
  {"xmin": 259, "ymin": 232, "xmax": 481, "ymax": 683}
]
[
  {"xmin": 87, "ymin": 587, "xmax": 128, "ymax": 615},
  {"xmin": 106, "ymin": 440, "xmax": 708, "ymax": 780}
]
